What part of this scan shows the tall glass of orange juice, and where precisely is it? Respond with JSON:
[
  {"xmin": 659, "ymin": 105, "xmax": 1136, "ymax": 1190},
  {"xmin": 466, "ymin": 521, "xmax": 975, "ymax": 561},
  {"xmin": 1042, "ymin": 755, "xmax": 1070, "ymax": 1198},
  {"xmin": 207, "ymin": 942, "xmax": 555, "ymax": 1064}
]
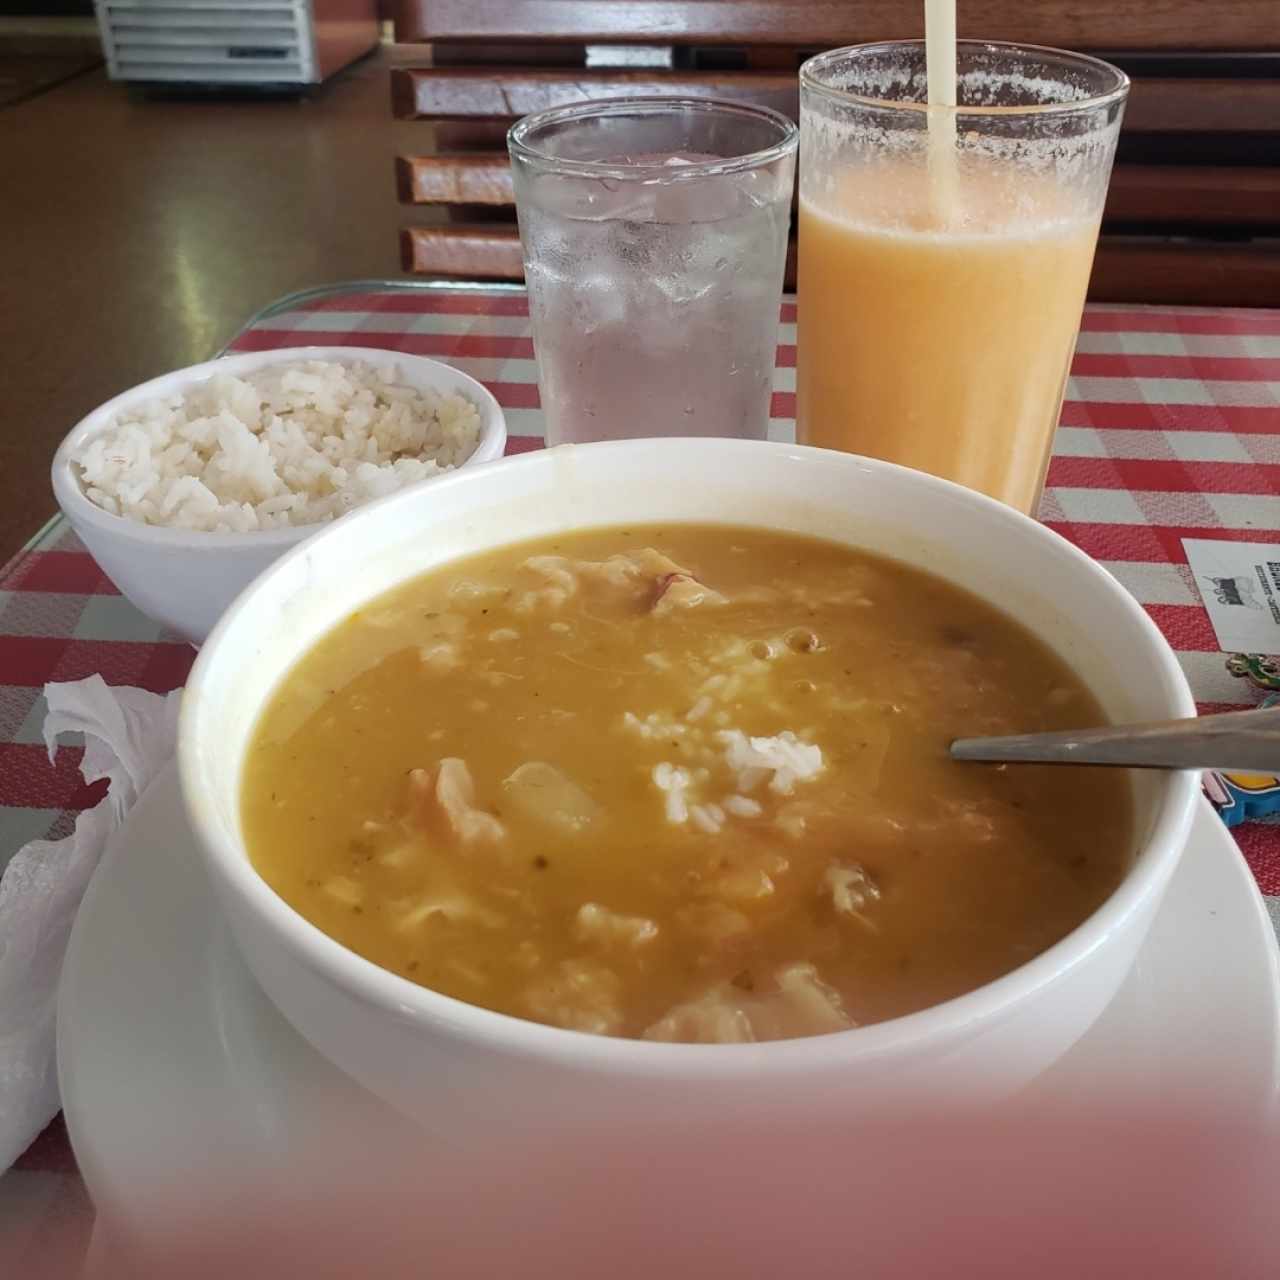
[{"xmin": 797, "ymin": 42, "xmax": 1129, "ymax": 513}]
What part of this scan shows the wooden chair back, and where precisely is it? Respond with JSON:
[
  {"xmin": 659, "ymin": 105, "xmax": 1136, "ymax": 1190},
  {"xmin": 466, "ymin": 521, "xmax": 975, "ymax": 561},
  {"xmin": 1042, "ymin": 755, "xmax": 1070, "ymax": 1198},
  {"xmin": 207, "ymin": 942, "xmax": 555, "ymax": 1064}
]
[{"xmin": 392, "ymin": 1, "xmax": 1280, "ymax": 305}]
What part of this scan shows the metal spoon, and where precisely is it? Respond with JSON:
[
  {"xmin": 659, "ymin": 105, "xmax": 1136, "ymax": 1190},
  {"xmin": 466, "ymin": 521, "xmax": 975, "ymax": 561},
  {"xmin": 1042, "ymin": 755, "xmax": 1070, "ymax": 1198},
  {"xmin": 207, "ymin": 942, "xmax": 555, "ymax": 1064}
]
[{"xmin": 950, "ymin": 706, "xmax": 1280, "ymax": 772}]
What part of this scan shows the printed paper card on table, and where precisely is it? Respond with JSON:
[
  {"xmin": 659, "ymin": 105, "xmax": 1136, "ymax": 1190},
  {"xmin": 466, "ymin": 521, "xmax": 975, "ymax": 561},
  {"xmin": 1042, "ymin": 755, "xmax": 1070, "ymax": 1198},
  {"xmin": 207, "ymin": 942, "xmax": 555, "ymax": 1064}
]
[
  {"xmin": 1183, "ymin": 538, "xmax": 1280, "ymax": 829},
  {"xmin": 1182, "ymin": 540, "xmax": 1280, "ymax": 658}
]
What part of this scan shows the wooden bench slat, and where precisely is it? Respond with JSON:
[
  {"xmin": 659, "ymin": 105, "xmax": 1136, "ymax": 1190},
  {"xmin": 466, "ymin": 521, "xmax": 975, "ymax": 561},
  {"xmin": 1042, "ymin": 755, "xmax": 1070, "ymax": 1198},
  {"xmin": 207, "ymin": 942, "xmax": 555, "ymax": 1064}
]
[
  {"xmin": 1105, "ymin": 166, "xmax": 1280, "ymax": 227},
  {"xmin": 1088, "ymin": 241, "xmax": 1280, "ymax": 307},
  {"xmin": 397, "ymin": 154, "xmax": 514, "ymax": 205},
  {"xmin": 1143, "ymin": 78, "xmax": 1280, "ymax": 135},
  {"xmin": 401, "ymin": 224, "xmax": 526, "ymax": 277},
  {"xmin": 392, "ymin": 67, "xmax": 1280, "ymax": 136},
  {"xmin": 402, "ymin": 223, "xmax": 1280, "ymax": 307},
  {"xmin": 393, "ymin": 0, "xmax": 1273, "ymax": 54},
  {"xmin": 391, "ymin": 67, "xmax": 798, "ymax": 121},
  {"xmin": 398, "ymin": 153, "xmax": 1280, "ymax": 229}
]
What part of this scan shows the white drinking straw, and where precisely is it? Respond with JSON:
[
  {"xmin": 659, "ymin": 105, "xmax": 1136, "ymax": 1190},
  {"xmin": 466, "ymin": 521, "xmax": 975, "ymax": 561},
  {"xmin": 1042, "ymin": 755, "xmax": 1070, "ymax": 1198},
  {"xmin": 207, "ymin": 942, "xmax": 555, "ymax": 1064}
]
[{"xmin": 924, "ymin": 0, "xmax": 958, "ymax": 224}]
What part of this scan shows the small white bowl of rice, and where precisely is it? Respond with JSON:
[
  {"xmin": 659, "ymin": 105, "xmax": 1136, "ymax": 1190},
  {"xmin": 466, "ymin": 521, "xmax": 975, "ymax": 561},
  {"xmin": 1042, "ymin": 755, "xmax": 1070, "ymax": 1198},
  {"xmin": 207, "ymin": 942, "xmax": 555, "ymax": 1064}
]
[{"xmin": 51, "ymin": 347, "xmax": 506, "ymax": 645}]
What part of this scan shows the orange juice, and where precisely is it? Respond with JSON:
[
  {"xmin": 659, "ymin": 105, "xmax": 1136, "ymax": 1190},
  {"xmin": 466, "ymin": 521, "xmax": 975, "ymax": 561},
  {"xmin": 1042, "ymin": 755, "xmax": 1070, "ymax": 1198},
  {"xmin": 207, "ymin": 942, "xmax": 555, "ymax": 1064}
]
[{"xmin": 796, "ymin": 164, "xmax": 1100, "ymax": 513}]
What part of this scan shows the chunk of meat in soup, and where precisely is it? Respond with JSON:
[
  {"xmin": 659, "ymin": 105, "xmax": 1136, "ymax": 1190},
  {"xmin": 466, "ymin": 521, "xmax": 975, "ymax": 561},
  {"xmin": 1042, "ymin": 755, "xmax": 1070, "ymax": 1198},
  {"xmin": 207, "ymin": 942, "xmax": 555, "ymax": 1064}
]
[
  {"xmin": 575, "ymin": 903, "xmax": 659, "ymax": 949},
  {"xmin": 410, "ymin": 759, "xmax": 505, "ymax": 844},
  {"xmin": 524, "ymin": 959, "xmax": 624, "ymax": 1036},
  {"xmin": 644, "ymin": 964, "xmax": 852, "ymax": 1043},
  {"xmin": 521, "ymin": 547, "xmax": 728, "ymax": 617},
  {"xmin": 652, "ymin": 572, "xmax": 729, "ymax": 616}
]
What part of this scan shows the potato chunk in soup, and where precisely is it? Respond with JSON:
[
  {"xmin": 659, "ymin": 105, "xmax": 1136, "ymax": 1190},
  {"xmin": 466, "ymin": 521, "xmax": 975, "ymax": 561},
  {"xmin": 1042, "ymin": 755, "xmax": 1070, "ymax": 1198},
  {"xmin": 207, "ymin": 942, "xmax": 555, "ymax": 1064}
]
[{"xmin": 241, "ymin": 526, "xmax": 1131, "ymax": 1042}]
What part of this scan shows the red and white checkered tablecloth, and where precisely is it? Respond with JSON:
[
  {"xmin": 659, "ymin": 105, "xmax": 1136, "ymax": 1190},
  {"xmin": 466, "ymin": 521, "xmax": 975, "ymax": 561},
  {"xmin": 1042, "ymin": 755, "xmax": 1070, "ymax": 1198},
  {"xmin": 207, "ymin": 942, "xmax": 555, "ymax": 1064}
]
[{"xmin": 2, "ymin": 282, "xmax": 1279, "ymax": 1262}]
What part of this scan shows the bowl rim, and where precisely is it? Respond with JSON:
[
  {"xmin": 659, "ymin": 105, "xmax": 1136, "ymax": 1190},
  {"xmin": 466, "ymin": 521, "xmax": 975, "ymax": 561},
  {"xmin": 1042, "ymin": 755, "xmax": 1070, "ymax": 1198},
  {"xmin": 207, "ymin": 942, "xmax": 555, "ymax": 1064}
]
[
  {"xmin": 50, "ymin": 345, "xmax": 508, "ymax": 552},
  {"xmin": 180, "ymin": 438, "xmax": 1200, "ymax": 1073}
]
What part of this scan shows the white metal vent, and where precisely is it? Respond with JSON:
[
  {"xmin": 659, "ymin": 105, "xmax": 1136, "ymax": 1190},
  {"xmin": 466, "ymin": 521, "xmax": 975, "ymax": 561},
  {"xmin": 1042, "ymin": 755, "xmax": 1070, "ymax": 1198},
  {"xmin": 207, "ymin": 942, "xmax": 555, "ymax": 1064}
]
[{"xmin": 95, "ymin": 0, "xmax": 317, "ymax": 84}]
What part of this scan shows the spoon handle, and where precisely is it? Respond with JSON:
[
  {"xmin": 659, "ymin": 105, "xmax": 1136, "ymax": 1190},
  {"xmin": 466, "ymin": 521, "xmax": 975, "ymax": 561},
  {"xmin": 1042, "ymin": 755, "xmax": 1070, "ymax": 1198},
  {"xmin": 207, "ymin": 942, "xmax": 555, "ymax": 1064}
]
[{"xmin": 950, "ymin": 706, "xmax": 1280, "ymax": 772}]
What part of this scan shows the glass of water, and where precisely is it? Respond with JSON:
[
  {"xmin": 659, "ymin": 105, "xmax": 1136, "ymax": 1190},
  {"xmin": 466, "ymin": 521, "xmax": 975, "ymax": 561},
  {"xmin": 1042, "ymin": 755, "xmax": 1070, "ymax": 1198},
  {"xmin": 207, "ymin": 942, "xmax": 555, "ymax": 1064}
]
[{"xmin": 508, "ymin": 98, "xmax": 798, "ymax": 446}]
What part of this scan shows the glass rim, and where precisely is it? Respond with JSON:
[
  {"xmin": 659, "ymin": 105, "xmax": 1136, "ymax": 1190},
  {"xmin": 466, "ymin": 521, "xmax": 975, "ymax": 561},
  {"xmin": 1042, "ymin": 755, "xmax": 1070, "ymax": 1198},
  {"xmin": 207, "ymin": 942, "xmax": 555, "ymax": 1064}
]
[
  {"xmin": 507, "ymin": 96, "xmax": 799, "ymax": 183},
  {"xmin": 800, "ymin": 40, "xmax": 1130, "ymax": 118}
]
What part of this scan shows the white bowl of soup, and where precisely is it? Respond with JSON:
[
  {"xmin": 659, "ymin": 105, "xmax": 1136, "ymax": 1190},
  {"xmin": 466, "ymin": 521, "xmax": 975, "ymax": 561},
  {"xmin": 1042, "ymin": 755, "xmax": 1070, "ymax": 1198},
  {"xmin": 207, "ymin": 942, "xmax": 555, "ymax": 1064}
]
[{"xmin": 179, "ymin": 439, "xmax": 1198, "ymax": 1136}]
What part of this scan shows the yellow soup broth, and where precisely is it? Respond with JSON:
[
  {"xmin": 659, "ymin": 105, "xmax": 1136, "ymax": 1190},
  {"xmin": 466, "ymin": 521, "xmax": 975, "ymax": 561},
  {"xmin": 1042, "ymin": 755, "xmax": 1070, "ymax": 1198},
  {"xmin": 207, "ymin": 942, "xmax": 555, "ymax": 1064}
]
[{"xmin": 241, "ymin": 526, "xmax": 1131, "ymax": 1042}]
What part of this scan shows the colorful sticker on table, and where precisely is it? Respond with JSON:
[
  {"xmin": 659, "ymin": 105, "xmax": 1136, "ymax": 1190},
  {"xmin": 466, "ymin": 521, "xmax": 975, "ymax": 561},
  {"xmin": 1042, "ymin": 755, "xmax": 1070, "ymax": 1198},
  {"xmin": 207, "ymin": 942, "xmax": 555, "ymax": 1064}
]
[
  {"xmin": 1224, "ymin": 652, "xmax": 1280, "ymax": 693},
  {"xmin": 1205, "ymin": 662, "xmax": 1280, "ymax": 827}
]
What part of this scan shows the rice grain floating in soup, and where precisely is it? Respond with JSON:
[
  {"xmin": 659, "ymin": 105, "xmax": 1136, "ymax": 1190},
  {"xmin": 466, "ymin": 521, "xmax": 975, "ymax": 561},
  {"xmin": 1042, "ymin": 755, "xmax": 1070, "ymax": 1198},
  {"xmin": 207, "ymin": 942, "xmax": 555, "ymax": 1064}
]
[{"xmin": 241, "ymin": 526, "xmax": 1132, "ymax": 1043}]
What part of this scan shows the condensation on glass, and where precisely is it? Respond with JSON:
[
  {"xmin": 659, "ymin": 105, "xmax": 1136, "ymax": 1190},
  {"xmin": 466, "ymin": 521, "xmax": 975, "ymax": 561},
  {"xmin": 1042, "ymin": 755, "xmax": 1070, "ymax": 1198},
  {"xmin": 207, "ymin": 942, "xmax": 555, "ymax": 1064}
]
[{"xmin": 509, "ymin": 98, "xmax": 798, "ymax": 446}]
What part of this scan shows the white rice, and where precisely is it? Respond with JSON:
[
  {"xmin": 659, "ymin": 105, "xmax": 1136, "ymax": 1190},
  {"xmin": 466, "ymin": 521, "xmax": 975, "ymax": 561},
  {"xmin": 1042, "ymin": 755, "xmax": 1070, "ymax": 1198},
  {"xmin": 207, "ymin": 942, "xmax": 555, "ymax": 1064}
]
[
  {"xmin": 718, "ymin": 729, "xmax": 825, "ymax": 796},
  {"xmin": 624, "ymin": 711, "xmax": 689, "ymax": 741},
  {"xmin": 652, "ymin": 762, "xmax": 693, "ymax": 824},
  {"xmin": 688, "ymin": 802, "xmax": 727, "ymax": 835},
  {"xmin": 72, "ymin": 359, "xmax": 483, "ymax": 532},
  {"xmin": 722, "ymin": 794, "xmax": 763, "ymax": 819},
  {"xmin": 650, "ymin": 731, "xmax": 822, "ymax": 829},
  {"xmin": 685, "ymin": 696, "xmax": 713, "ymax": 724}
]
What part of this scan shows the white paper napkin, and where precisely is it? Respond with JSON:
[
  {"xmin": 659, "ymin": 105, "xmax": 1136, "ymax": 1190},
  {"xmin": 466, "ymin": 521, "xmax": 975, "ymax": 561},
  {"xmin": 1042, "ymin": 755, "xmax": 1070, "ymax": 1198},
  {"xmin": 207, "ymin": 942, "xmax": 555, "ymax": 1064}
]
[{"xmin": 0, "ymin": 676, "xmax": 181, "ymax": 1172}]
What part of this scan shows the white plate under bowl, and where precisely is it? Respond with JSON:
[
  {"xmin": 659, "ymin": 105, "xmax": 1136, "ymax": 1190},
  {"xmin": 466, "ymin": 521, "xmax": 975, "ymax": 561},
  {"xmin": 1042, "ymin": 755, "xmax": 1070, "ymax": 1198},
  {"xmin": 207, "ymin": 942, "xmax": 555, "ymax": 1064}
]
[{"xmin": 58, "ymin": 768, "xmax": 1279, "ymax": 1246}]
